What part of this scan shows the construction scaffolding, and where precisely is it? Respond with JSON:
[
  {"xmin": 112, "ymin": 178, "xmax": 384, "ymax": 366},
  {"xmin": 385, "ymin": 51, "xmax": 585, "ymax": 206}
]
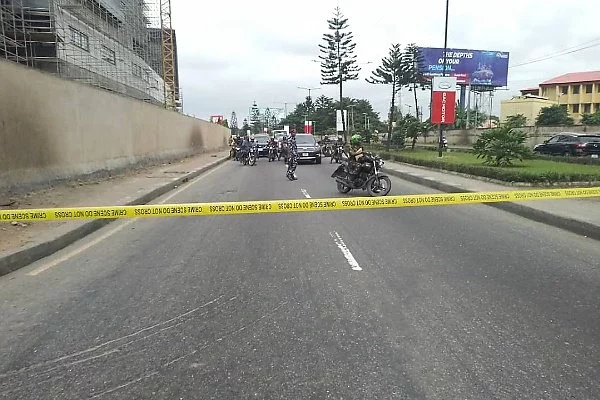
[
  {"xmin": 0, "ymin": 0, "xmax": 181, "ymax": 108},
  {"xmin": 0, "ymin": 0, "xmax": 29, "ymax": 65}
]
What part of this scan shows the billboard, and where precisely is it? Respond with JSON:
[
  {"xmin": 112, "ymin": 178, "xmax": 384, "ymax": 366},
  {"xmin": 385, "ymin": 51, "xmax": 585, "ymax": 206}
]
[
  {"xmin": 210, "ymin": 115, "xmax": 224, "ymax": 124},
  {"xmin": 431, "ymin": 77, "xmax": 457, "ymax": 124},
  {"xmin": 419, "ymin": 47, "xmax": 509, "ymax": 87}
]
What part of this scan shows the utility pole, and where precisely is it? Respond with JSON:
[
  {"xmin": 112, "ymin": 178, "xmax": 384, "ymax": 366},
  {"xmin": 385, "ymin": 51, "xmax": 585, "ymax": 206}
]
[
  {"xmin": 297, "ymin": 86, "xmax": 320, "ymax": 125},
  {"xmin": 438, "ymin": 0, "xmax": 450, "ymax": 158}
]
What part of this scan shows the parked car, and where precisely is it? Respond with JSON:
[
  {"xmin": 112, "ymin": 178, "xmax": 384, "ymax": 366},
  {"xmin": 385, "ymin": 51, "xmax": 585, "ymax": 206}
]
[
  {"xmin": 295, "ymin": 134, "xmax": 322, "ymax": 164},
  {"xmin": 253, "ymin": 134, "xmax": 270, "ymax": 157},
  {"xmin": 533, "ymin": 133, "xmax": 600, "ymax": 157}
]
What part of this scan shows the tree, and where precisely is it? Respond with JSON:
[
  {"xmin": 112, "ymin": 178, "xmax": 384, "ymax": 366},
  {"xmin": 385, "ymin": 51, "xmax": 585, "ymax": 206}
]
[
  {"xmin": 581, "ymin": 111, "xmax": 600, "ymax": 125},
  {"xmin": 402, "ymin": 44, "xmax": 428, "ymax": 120},
  {"xmin": 366, "ymin": 43, "xmax": 405, "ymax": 151},
  {"xmin": 473, "ymin": 126, "xmax": 531, "ymax": 167},
  {"xmin": 240, "ymin": 118, "xmax": 250, "ymax": 136},
  {"xmin": 319, "ymin": 7, "xmax": 360, "ymax": 142},
  {"xmin": 536, "ymin": 105, "xmax": 574, "ymax": 126},
  {"xmin": 505, "ymin": 114, "xmax": 527, "ymax": 129}
]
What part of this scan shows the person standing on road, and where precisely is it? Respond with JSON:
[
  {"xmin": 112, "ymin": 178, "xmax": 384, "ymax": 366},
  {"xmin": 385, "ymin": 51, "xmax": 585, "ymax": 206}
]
[{"xmin": 286, "ymin": 131, "xmax": 298, "ymax": 181}]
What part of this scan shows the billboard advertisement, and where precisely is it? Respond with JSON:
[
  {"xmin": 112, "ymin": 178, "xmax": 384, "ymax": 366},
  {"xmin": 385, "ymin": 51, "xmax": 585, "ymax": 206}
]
[
  {"xmin": 431, "ymin": 77, "xmax": 457, "ymax": 124},
  {"xmin": 419, "ymin": 47, "xmax": 509, "ymax": 87}
]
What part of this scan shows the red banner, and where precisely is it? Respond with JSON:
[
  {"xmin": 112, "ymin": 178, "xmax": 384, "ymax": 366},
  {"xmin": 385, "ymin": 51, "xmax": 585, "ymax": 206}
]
[
  {"xmin": 431, "ymin": 91, "xmax": 456, "ymax": 124},
  {"xmin": 304, "ymin": 121, "xmax": 313, "ymax": 134}
]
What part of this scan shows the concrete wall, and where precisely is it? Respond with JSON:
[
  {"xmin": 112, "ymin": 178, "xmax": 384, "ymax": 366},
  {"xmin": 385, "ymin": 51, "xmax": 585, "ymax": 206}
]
[
  {"xmin": 0, "ymin": 60, "xmax": 229, "ymax": 192},
  {"xmin": 420, "ymin": 125, "xmax": 600, "ymax": 148}
]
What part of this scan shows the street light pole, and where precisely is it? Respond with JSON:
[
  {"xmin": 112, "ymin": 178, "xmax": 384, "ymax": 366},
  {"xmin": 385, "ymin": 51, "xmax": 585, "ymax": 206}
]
[
  {"xmin": 297, "ymin": 86, "xmax": 321, "ymax": 130},
  {"xmin": 438, "ymin": 0, "xmax": 450, "ymax": 158}
]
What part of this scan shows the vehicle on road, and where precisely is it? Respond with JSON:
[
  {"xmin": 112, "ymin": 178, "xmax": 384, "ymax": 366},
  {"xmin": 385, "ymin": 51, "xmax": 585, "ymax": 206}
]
[
  {"xmin": 330, "ymin": 143, "xmax": 345, "ymax": 164},
  {"xmin": 267, "ymin": 142, "xmax": 278, "ymax": 162},
  {"xmin": 331, "ymin": 152, "xmax": 391, "ymax": 196},
  {"xmin": 533, "ymin": 133, "xmax": 600, "ymax": 157},
  {"xmin": 240, "ymin": 145, "xmax": 257, "ymax": 166},
  {"xmin": 254, "ymin": 134, "xmax": 270, "ymax": 157},
  {"xmin": 295, "ymin": 134, "xmax": 322, "ymax": 164}
]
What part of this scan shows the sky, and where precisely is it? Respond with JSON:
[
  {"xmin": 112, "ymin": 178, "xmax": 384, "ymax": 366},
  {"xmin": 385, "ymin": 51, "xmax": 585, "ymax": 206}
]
[{"xmin": 170, "ymin": 0, "xmax": 600, "ymax": 124}]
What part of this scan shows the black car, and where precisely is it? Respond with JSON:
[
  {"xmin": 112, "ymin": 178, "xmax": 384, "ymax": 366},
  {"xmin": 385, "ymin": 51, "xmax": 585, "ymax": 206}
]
[
  {"xmin": 253, "ymin": 134, "xmax": 270, "ymax": 157},
  {"xmin": 533, "ymin": 133, "xmax": 600, "ymax": 157},
  {"xmin": 295, "ymin": 134, "xmax": 322, "ymax": 164}
]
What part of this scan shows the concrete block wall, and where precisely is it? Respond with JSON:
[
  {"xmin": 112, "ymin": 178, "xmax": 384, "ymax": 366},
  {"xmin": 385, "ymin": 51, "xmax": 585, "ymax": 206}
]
[{"xmin": 0, "ymin": 60, "xmax": 229, "ymax": 192}]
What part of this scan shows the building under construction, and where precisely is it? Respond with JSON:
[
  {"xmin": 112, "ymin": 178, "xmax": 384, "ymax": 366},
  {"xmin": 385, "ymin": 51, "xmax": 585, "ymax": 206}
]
[{"xmin": 0, "ymin": 0, "xmax": 180, "ymax": 109}]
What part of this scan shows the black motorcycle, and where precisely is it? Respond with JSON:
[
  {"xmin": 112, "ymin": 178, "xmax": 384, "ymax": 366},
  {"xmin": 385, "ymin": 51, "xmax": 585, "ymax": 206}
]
[
  {"xmin": 331, "ymin": 153, "xmax": 391, "ymax": 197},
  {"xmin": 240, "ymin": 146, "xmax": 257, "ymax": 166},
  {"xmin": 330, "ymin": 144, "xmax": 344, "ymax": 164},
  {"xmin": 267, "ymin": 143, "xmax": 277, "ymax": 162}
]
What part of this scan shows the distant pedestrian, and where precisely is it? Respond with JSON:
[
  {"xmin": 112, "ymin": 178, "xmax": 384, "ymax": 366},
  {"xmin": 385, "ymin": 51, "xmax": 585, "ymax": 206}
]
[{"xmin": 286, "ymin": 131, "xmax": 298, "ymax": 181}]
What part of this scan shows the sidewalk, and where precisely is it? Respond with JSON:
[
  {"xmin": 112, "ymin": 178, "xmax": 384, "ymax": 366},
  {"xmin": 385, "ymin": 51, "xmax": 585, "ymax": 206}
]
[
  {"xmin": 384, "ymin": 161, "xmax": 600, "ymax": 240},
  {"xmin": 0, "ymin": 150, "xmax": 229, "ymax": 276}
]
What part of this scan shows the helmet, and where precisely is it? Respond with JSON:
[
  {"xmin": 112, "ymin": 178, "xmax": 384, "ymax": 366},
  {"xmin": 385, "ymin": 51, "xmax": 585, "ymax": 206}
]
[
  {"xmin": 250, "ymin": 135, "xmax": 255, "ymax": 141},
  {"xmin": 350, "ymin": 134, "xmax": 362, "ymax": 145}
]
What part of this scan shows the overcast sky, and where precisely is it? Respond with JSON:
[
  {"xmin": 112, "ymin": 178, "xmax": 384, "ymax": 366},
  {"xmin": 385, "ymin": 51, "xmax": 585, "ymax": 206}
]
[{"xmin": 171, "ymin": 0, "xmax": 599, "ymax": 123}]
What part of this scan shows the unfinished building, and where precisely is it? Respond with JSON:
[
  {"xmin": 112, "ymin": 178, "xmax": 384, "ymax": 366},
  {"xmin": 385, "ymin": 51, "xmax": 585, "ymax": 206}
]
[{"xmin": 0, "ymin": 0, "xmax": 180, "ymax": 108}]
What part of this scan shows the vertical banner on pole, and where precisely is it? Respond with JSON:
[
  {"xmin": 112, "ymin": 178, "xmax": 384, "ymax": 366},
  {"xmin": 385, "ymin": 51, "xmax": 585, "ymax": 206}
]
[
  {"xmin": 431, "ymin": 77, "xmax": 457, "ymax": 124},
  {"xmin": 336, "ymin": 110, "xmax": 348, "ymax": 132},
  {"xmin": 304, "ymin": 121, "xmax": 313, "ymax": 134}
]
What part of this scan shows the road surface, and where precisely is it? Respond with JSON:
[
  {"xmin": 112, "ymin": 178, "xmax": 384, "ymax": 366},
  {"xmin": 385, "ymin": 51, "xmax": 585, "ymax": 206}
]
[{"xmin": 1, "ymin": 158, "xmax": 599, "ymax": 399}]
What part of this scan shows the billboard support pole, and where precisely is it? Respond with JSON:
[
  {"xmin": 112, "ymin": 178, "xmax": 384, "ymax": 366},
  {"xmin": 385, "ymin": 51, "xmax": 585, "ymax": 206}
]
[
  {"xmin": 438, "ymin": 0, "xmax": 450, "ymax": 158},
  {"xmin": 459, "ymin": 85, "xmax": 466, "ymax": 111},
  {"xmin": 466, "ymin": 84, "xmax": 471, "ymax": 128}
]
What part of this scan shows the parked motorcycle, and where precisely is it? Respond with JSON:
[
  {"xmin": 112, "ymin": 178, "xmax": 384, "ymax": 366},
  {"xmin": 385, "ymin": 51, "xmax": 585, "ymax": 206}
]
[{"xmin": 331, "ymin": 153, "xmax": 391, "ymax": 197}]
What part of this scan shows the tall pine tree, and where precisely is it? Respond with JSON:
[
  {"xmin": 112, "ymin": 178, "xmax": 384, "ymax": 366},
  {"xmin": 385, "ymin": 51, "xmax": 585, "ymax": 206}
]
[
  {"xmin": 366, "ymin": 43, "xmax": 405, "ymax": 150},
  {"xmin": 318, "ymin": 7, "xmax": 360, "ymax": 141},
  {"xmin": 401, "ymin": 44, "xmax": 428, "ymax": 121}
]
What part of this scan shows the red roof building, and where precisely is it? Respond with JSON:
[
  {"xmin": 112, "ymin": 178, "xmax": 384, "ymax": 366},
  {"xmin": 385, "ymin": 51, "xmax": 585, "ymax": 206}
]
[{"xmin": 538, "ymin": 71, "xmax": 600, "ymax": 119}]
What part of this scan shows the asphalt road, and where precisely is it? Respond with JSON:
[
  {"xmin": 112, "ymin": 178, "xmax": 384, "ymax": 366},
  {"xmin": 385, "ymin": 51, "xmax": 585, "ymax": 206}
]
[{"xmin": 1, "ymin": 156, "xmax": 600, "ymax": 399}]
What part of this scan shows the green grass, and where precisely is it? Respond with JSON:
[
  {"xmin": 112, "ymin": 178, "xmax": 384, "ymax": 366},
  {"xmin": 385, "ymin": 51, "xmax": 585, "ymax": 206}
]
[{"xmin": 371, "ymin": 148, "xmax": 600, "ymax": 184}]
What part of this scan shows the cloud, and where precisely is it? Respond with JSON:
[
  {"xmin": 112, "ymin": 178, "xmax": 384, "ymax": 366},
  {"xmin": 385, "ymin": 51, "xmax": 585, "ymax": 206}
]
[{"xmin": 171, "ymin": 0, "xmax": 600, "ymax": 121}]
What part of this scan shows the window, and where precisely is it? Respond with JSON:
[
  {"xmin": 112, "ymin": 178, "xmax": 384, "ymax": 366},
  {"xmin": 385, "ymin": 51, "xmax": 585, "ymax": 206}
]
[
  {"xmin": 547, "ymin": 136, "xmax": 560, "ymax": 144},
  {"xmin": 596, "ymin": 103, "xmax": 600, "ymax": 112},
  {"xmin": 572, "ymin": 104, "xmax": 580, "ymax": 113},
  {"xmin": 585, "ymin": 84, "xmax": 593, "ymax": 94},
  {"xmin": 572, "ymin": 85, "xmax": 580, "ymax": 94},
  {"xmin": 100, "ymin": 45, "xmax": 115, "ymax": 65},
  {"xmin": 597, "ymin": 84, "xmax": 600, "ymax": 93},
  {"xmin": 541, "ymin": 88, "xmax": 546, "ymax": 96},
  {"xmin": 143, "ymin": 70, "xmax": 150, "ymax": 83},
  {"xmin": 560, "ymin": 104, "xmax": 568, "ymax": 110},
  {"xmin": 132, "ymin": 63, "xmax": 142, "ymax": 78},
  {"xmin": 560, "ymin": 85, "xmax": 568, "ymax": 95},
  {"xmin": 584, "ymin": 103, "xmax": 592, "ymax": 114},
  {"xmin": 69, "ymin": 26, "xmax": 89, "ymax": 51}
]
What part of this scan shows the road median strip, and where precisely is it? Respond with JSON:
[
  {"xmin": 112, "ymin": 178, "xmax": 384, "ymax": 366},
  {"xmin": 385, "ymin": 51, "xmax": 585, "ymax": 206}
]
[{"xmin": 2, "ymin": 187, "xmax": 599, "ymax": 221}]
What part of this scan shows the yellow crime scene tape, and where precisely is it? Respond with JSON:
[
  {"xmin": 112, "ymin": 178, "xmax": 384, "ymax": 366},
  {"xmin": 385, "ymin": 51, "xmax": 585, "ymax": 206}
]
[{"xmin": 1, "ymin": 187, "xmax": 599, "ymax": 222}]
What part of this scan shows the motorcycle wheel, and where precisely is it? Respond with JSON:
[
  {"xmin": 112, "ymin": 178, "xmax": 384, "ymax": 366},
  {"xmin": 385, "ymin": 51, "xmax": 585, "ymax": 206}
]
[
  {"xmin": 367, "ymin": 175, "xmax": 391, "ymax": 197},
  {"xmin": 336, "ymin": 181, "xmax": 351, "ymax": 194},
  {"xmin": 249, "ymin": 154, "xmax": 257, "ymax": 166}
]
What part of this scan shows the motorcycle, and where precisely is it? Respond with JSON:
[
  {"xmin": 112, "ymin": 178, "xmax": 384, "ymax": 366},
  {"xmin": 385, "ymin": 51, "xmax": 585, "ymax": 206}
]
[
  {"xmin": 330, "ymin": 144, "xmax": 344, "ymax": 164},
  {"xmin": 321, "ymin": 142, "xmax": 333, "ymax": 157},
  {"xmin": 267, "ymin": 143, "xmax": 278, "ymax": 162},
  {"xmin": 331, "ymin": 153, "xmax": 391, "ymax": 197},
  {"xmin": 239, "ymin": 146, "xmax": 257, "ymax": 166}
]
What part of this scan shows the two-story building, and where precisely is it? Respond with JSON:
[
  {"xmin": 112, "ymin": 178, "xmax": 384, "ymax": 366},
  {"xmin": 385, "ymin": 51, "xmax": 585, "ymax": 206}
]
[
  {"xmin": 539, "ymin": 71, "xmax": 600, "ymax": 120},
  {"xmin": 501, "ymin": 71, "xmax": 600, "ymax": 125}
]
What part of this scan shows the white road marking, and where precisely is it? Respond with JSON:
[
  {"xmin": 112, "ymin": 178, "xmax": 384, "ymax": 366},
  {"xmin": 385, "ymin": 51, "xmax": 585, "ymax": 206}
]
[
  {"xmin": 329, "ymin": 231, "xmax": 362, "ymax": 271},
  {"xmin": 301, "ymin": 189, "xmax": 311, "ymax": 198},
  {"xmin": 27, "ymin": 161, "xmax": 227, "ymax": 276}
]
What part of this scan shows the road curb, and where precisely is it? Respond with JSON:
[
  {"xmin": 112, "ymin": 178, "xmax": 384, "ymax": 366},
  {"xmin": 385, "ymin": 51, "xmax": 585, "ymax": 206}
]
[
  {"xmin": 0, "ymin": 155, "xmax": 229, "ymax": 277},
  {"xmin": 384, "ymin": 167, "xmax": 600, "ymax": 241}
]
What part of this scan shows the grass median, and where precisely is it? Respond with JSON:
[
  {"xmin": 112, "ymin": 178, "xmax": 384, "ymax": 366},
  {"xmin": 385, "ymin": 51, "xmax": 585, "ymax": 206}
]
[{"xmin": 371, "ymin": 148, "xmax": 600, "ymax": 184}]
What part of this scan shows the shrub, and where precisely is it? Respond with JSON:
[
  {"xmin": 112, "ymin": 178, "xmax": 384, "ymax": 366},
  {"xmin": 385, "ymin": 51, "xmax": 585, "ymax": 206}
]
[{"xmin": 473, "ymin": 127, "xmax": 532, "ymax": 167}]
